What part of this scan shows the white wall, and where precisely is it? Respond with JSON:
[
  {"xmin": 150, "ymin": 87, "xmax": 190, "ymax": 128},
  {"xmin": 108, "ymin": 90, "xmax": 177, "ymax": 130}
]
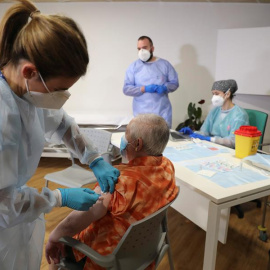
[
  {"xmin": 1, "ymin": 2, "xmax": 270, "ymax": 144},
  {"xmin": 216, "ymin": 27, "xmax": 270, "ymax": 95}
]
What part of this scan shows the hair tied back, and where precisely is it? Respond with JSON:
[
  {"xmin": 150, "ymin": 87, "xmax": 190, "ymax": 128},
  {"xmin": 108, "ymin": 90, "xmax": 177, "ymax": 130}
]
[{"xmin": 30, "ymin": 9, "xmax": 40, "ymax": 19}]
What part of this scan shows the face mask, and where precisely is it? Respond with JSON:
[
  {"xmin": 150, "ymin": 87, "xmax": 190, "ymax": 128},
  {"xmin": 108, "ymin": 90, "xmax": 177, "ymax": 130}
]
[
  {"xmin": 138, "ymin": 49, "xmax": 152, "ymax": 62},
  {"xmin": 211, "ymin": 95, "xmax": 225, "ymax": 107},
  {"xmin": 120, "ymin": 135, "xmax": 129, "ymax": 159},
  {"xmin": 211, "ymin": 89, "xmax": 230, "ymax": 107},
  {"xmin": 120, "ymin": 135, "xmax": 136, "ymax": 160},
  {"xmin": 23, "ymin": 73, "xmax": 71, "ymax": 109}
]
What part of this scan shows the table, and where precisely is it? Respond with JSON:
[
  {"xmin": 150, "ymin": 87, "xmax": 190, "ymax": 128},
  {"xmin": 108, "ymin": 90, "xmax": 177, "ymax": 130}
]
[{"xmin": 111, "ymin": 132, "xmax": 270, "ymax": 270}]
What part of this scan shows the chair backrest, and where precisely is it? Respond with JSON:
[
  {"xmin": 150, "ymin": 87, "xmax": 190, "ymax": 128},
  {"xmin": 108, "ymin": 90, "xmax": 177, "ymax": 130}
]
[
  {"xmin": 112, "ymin": 189, "xmax": 180, "ymax": 270},
  {"xmin": 80, "ymin": 128, "xmax": 112, "ymax": 154},
  {"xmin": 245, "ymin": 109, "xmax": 268, "ymax": 149},
  {"xmin": 78, "ymin": 128, "xmax": 113, "ymax": 164}
]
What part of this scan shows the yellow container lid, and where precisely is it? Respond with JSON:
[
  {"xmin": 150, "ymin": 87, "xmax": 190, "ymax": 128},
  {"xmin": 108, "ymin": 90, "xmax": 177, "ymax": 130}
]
[{"xmin": 234, "ymin": 126, "xmax": 262, "ymax": 137}]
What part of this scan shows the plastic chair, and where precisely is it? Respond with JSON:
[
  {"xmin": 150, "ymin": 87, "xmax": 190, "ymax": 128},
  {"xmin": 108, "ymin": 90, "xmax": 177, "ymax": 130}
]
[
  {"xmin": 234, "ymin": 109, "xmax": 268, "ymax": 218},
  {"xmin": 56, "ymin": 188, "xmax": 180, "ymax": 270},
  {"xmin": 44, "ymin": 128, "xmax": 114, "ymax": 188},
  {"xmin": 245, "ymin": 109, "xmax": 268, "ymax": 150}
]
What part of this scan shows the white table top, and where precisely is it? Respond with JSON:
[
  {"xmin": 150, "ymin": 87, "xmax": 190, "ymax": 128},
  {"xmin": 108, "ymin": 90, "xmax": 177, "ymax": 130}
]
[{"xmin": 111, "ymin": 132, "xmax": 270, "ymax": 205}]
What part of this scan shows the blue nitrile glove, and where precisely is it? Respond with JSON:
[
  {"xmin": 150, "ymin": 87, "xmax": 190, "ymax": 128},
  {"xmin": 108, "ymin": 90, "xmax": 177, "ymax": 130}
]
[
  {"xmin": 58, "ymin": 188, "xmax": 100, "ymax": 211},
  {"xmin": 145, "ymin": 84, "xmax": 158, "ymax": 93},
  {"xmin": 190, "ymin": 133, "xmax": 211, "ymax": 141},
  {"xmin": 179, "ymin": 127, "xmax": 194, "ymax": 135},
  {"xmin": 89, "ymin": 157, "xmax": 120, "ymax": 193},
  {"xmin": 156, "ymin": 85, "xmax": 167, "ymax": 94}
]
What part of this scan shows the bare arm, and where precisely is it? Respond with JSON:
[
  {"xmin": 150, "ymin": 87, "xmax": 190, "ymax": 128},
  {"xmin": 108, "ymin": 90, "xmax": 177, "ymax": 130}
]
[{"xmin": 46, "ymin": 186, "xmax": 111, "ymax": 264}]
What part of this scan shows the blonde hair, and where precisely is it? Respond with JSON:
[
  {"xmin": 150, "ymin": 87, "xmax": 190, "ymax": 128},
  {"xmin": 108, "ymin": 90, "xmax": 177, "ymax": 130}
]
[{"xmin": 0, "ymin": 0, "xmax": 89, "ymax": 80}]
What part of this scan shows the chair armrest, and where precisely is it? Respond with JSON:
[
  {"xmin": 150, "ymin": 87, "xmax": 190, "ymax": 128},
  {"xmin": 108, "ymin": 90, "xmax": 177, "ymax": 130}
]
[{"xmin": 59, "ymin": 236, "xmax": 116, "ymax": 268}]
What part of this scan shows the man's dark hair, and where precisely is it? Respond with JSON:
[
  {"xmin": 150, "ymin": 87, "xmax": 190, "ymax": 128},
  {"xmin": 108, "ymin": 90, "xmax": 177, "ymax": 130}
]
[{"xmin": 138, "ymin": 36, "xmax": 153, "ymax": 46}]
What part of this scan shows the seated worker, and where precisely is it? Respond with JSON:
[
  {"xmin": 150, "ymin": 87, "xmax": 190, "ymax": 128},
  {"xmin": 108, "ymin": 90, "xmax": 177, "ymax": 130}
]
[
  {"xmin": 46, "ymin": 113, "xmax": 179, "ymax": 270},
  {"xmin": 180, "ymin": 79, "xmax": 249, "ymax": 148}
]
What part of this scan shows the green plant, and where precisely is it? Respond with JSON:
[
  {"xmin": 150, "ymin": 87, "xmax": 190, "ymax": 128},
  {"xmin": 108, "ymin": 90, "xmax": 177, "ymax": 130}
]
[{"xmin": 175, "ymin": 100, "xmax": 205, "ymax": 131}]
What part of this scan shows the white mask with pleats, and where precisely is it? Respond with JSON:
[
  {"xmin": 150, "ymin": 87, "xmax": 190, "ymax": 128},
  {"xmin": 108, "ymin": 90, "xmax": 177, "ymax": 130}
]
[{"xmin": 23, "ymin": 73, "xmax": 70, "ymax": 109}]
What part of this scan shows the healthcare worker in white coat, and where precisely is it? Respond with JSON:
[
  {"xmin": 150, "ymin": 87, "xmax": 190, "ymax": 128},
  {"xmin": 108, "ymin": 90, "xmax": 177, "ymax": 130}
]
[{"xmin": 0, "ymin": 1, "xmax": 119, "ymax": 269}]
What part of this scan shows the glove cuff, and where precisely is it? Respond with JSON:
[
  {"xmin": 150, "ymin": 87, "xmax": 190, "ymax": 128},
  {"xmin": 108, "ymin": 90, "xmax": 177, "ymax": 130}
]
[
  {"xmin": 89, "ymin": 157, "xmax": 103, "ymax": 169},
  {"xmin": 58, "ymin": 188, "xmax": 66, "ymax": 207},
  {"xmin": 53, "ymin": 189, "xmax": 62, "ymax": 207}
]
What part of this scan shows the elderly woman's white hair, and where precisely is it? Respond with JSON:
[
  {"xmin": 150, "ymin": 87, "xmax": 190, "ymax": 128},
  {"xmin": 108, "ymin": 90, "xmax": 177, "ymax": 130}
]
[{"xmin": 128, "ymin": 114, "xmax": 169, "ymax": 156}]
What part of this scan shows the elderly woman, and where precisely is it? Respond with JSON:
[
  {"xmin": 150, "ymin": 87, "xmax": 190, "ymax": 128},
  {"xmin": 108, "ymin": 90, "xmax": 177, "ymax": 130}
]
[
  {"xmin": 180, "ymin": 79, "xmax": 249, "ymax": 148},
  {"xmin": 46, "ymin": 114, "xmax": 179, "ymax": 270}
]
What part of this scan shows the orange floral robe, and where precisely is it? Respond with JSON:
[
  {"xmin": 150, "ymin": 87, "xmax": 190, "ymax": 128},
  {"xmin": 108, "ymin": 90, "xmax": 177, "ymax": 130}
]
[{"xmin": 73, "ymin": 155, "xmax": 178, "ymax": 270}]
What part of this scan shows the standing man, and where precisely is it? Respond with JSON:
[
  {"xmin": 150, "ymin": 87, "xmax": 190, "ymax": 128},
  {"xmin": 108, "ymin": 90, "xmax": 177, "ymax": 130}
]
[{"xmin": 123, "ymin": 36, "xmax": 179, "ymax": 128}]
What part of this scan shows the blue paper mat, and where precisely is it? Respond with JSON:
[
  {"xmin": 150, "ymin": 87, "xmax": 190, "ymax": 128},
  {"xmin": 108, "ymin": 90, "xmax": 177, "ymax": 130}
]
[
  {"xmin": 182, "ymin": 159, "xmax": 268, "ymax": 188},
  {"xmin": 163, "ymin": 143, "xmax": 229, "ymax": 162}
]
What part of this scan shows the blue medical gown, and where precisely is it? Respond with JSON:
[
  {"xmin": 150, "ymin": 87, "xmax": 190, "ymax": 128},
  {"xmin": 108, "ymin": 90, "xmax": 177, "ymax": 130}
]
[
  {"xmin": 123, "ymin": 58, "xmax": 179, "ymax": 127},
  {"xmin": 0, "ymin": 77, "xmax": 99, "ymax": 269},
  {"xmin": 199, "ymin": 105, "xmax": 249, "ymax": 148}
]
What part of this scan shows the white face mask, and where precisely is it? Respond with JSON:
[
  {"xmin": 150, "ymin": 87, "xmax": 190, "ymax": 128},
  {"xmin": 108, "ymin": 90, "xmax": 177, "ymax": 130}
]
[
  {"xmin": 211, "ymin": 95, "xmax": 224, "ymax": 107},
  {"xmin": 23, "ymin": 73, "xmax": 71, "ymax": 109},
  {"xmin": 211, "ymin": 89, "xmax": 230, "ymax": 107},
  {"xmin": 138, "ymin": 49, "xmax": 151, "ymax": 62}
]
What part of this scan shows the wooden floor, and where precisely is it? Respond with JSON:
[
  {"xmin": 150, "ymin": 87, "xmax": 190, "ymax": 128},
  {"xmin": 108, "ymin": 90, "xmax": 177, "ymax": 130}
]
[{"xmin": 28, "ymin": 157, "xmax": 270, "ymax": 270}]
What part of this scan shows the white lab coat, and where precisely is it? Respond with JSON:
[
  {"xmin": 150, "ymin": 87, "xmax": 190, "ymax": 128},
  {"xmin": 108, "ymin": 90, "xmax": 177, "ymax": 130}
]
[{"xmin": 0, "ymin": 76, "xmax": 99, "ymax": 269}]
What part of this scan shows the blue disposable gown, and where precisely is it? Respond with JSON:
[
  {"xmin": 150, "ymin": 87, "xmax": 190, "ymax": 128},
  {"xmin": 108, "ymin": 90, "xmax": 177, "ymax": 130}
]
[
  {"xmin": 123, "ymin": 58, "xmax": 179, "ymax": 127},
  {"xmin": 0, "ymin": 76, "xmax": 99, "ymax": 270},
  {"xmin": 198, "ymin": 105, "xmax": 249, "ymax": 148}
]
